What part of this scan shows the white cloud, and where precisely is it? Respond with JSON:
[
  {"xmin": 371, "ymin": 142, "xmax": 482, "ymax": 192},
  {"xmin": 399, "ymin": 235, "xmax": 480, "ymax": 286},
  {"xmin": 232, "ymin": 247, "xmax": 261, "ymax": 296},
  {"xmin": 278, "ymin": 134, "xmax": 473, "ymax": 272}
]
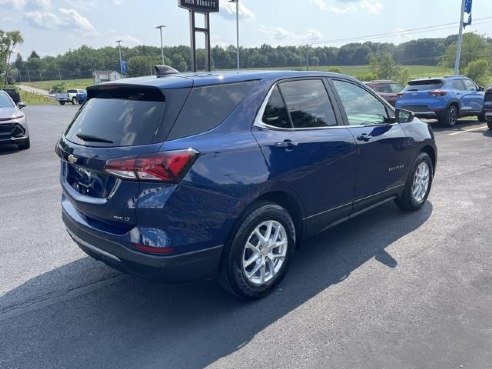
[
  {"xmin": 359, "ymin": 0, "xmax": 383, "ymax": 15},
  {"xmin": 32, "ymin": 0, "xmax": 50, "ymax": 9},
  {"xmin": 59, "ymin": 8, "xmax": 95, "ymax": 31},
  {"xmin": 25, "ymin": 11, "xmax": 62, "ymax": 30},
  {"xmin": 258, "ymin": 26, "xmax": 324, "ymax": 44},
  {"xmin": 25, "ymin": 8, "xmax": 96, "ymax": 33},
  {"xmin": 116, "ymin": 35, "xmax": 143, "ymax": 47},
  {"xmin": 329, "ymin": 0, "xmax": 382, "ymax": 15},
  {"xmin": 219, "ymin": 0, "xmax": 255, "ymax": 21},
  {"xmin": 0, "ymin": 0, "xmax": 51, "ymax": 10},
  {"xmin": 0, "ymin": 0, "xmax": 27, "ymax": 10},
  {"xmin": 311, "ymin": 0, "xmax": 328, "ymax": 11}
]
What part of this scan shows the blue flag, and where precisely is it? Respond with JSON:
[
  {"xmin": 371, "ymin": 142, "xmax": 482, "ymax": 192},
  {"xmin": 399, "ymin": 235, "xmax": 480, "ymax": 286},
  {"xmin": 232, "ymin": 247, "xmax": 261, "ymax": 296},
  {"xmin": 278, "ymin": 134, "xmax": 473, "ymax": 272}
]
[
  {"xmin": 120, "ymin": 60, "xmax": 128, "ymax": 75},
  {"xmin": 463, "ymin": 0, "xmax": 472, "ymax": 27}
]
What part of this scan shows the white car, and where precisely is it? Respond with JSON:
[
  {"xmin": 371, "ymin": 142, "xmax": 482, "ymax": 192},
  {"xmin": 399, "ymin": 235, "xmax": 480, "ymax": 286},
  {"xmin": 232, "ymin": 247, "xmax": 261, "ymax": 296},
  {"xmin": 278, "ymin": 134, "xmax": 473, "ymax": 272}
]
[{"xmin": 0, "ymin": 90, "xmax": 29, "ymax": 150}]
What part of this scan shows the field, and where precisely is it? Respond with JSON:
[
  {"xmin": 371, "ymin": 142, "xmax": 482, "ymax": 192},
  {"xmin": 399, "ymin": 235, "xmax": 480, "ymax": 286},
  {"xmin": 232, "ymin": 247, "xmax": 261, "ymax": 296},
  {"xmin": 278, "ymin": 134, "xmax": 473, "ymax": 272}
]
[
  {"xmin": 19, "ymin": 90, "xmax": 57, "ymax": 105},
  {"xmin": 21, "ymin": 78, "xmax": 94, "ymax": 91},
  {"xmin": 17, "ymin": 65, "xmax": 464, "ymax": 94}
]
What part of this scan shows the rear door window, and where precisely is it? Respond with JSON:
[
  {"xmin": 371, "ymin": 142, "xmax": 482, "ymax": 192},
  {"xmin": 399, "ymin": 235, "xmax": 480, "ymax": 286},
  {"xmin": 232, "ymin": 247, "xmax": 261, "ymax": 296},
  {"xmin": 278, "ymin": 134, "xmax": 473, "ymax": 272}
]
[
  {"xmin": 168, "ymin": 81, "xmax": 258, "ymax": 139},
  {"xmin": 261, "ymin": 79, "xmax": 338, "ymax": 129},
  {"xmin": 65, "ymin": 86, "xmax": 166, "ymax": 147},
  {"xmin": 332, "ymin": 79, "xmax": 390, "ymax": 125}
]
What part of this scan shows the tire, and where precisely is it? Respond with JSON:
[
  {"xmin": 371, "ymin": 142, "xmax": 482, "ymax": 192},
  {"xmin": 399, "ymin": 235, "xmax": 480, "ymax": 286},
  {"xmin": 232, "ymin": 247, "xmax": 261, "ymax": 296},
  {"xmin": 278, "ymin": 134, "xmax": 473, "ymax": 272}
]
[
  {"xmin": 438, "ymin": 104, "xmax": 458, "ymax": 127},
  {"xmin": 219, "ymin": 201, "xmax": 296, "ymax": 299},
  {"xmin": 487, "ymin": 120, "xmax": 492, "ymax": 130},
  {"xmin": 478, "ymin": 111, "xmax": 486, "ymax": 122},
  {"xmin": 17, "ymin": 138, "xmax": 30, "ymax": 150},
  {"xmin": 71, "ymin": 97, "xmax": 76, "ymax": 105},
  {"xmin": 59, "ymin": 101, "xmax": 65, "ymax": 105},
  {"xmin": 395, "ymin": 152, "xmax": 433, "ymax": 212}
]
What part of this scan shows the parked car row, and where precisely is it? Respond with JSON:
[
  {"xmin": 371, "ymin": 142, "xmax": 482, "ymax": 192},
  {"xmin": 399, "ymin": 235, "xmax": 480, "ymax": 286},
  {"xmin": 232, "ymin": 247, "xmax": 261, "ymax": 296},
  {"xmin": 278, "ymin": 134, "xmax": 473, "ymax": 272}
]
[{"xmin": 366, "ymin": 76, "xmax": 489, "ymax": 129}]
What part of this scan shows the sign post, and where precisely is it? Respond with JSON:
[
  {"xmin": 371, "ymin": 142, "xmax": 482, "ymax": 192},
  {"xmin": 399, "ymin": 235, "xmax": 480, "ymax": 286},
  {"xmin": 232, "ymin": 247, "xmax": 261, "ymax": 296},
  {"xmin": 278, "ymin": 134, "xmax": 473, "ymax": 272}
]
[{"xmin": 179, "ymin": 0, "xmax": 219, "ymax": 72}]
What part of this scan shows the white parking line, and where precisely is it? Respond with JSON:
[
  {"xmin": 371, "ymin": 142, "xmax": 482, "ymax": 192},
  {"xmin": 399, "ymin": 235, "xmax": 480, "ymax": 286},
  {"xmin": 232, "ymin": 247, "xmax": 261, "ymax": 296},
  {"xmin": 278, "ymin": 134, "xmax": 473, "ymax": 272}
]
[{"xmin": 448, "ymin": 125, "xmax": 487, "ymax": 136}]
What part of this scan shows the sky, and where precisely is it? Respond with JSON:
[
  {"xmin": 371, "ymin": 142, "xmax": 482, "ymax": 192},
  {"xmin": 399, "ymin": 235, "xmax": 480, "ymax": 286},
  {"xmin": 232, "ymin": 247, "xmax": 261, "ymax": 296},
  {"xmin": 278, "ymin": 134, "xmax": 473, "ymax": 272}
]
[{"xmin": 1, "ymin": 0, "xmax": 492, "ymax": 58}]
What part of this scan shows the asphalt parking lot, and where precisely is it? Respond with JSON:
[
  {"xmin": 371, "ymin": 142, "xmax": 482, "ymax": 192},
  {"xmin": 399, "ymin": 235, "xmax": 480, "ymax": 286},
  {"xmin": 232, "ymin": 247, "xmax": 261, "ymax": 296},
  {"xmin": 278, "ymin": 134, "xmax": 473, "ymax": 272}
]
[{"xmin": 1, "ymin": 105, "xmax": 491, "ymax": 369}]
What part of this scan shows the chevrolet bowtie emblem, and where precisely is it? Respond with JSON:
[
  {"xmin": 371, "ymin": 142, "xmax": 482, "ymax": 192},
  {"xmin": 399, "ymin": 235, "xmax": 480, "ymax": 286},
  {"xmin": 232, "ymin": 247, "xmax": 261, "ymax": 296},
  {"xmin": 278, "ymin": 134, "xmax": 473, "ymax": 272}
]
[{"xmin": 67, "ymin": 154, "xmax": 78, "ymax": 164}]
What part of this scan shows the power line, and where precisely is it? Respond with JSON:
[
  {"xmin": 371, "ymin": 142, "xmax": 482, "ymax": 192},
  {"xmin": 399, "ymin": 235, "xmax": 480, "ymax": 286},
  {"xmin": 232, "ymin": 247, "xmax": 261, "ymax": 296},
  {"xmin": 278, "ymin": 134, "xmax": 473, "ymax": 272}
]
[{"xmin": 309, "ymin": 16, "xmax": 492, "ymax": 46}]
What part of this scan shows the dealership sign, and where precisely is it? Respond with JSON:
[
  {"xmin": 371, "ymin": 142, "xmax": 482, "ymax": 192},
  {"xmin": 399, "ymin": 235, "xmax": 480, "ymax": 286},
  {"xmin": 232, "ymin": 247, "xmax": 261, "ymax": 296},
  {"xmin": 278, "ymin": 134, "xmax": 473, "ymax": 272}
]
[{"xmin": 179, "ymin": 0, "xmax": 219, "ymax": 13}]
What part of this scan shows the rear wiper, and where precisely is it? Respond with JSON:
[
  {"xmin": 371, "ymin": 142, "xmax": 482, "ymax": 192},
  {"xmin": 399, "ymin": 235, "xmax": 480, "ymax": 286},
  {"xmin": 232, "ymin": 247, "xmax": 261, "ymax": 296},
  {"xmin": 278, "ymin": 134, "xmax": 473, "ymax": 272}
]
[{"xmin": 76, "ymin": 133, "xmax": 113, "ymax": 144}]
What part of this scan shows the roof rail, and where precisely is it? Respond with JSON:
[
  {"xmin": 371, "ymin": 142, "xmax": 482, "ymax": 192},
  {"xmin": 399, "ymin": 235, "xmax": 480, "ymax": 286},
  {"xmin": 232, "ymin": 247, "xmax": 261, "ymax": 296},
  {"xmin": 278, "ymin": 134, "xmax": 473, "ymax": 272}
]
[{"xmin": 154, "ymin": 65, "xmax": 179, "ymax": 78}]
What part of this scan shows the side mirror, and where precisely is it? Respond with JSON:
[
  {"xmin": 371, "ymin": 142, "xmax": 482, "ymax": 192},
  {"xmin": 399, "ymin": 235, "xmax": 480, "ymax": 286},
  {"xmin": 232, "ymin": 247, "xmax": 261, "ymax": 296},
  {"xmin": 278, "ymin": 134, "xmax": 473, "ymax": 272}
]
[
  {"xmin": 17, "ymin": 102, "xmax": 26, "ymax": 109},
  {"xmin": 479, "ymin": 86, "xmax": 485, "ymax": 91},
  {"xmin": 395, "ymin": 108, "xmax": 414, "ymax": 123}
]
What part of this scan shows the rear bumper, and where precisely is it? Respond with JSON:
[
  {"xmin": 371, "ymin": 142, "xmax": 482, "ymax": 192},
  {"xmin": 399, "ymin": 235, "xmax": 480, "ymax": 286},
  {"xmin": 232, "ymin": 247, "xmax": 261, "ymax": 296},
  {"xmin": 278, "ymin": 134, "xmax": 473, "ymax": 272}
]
[{"xmin": 62, "ymin": 208, "xmax": 224, "ymax": 283}]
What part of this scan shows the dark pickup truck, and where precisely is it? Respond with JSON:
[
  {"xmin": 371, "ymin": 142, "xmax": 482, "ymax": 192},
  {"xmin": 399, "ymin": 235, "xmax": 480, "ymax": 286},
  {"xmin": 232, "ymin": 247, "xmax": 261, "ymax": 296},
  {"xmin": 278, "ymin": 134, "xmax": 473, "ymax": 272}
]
[{"xmin": 485, "ymin": 86, "xmax": 492, "ymax": 130}]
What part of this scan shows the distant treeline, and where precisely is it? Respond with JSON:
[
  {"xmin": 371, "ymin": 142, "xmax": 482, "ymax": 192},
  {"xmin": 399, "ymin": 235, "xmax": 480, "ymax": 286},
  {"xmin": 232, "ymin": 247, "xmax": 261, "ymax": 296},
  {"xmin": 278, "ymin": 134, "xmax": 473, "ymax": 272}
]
[{"xmin": 8, "ymin": 34, "xmax": 492, "ymax": 82}]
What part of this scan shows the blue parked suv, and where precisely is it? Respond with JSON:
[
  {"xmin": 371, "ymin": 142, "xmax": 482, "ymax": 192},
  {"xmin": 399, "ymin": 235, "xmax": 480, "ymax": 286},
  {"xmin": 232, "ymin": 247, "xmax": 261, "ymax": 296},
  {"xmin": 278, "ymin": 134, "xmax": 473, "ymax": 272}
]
[
  {"xmin": 396, "ymin": 76, "xmax": 485, "ymax": 127},
  {"xmin": 56, "ymin": 69, "xmax": 437, "ymax": 299}
]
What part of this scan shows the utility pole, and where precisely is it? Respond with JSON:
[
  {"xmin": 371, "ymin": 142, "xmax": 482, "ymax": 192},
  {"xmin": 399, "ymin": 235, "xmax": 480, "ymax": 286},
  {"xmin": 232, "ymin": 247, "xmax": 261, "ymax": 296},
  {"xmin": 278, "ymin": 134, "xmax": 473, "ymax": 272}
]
[
  {"xmin": 229, "ymin": 0, "xmax": 239, "ymax": 71},
  {"xmin": 305, "ymin": 44, "xmax": 311, "ymax": 71},
  {"xmin": 454, "ymin": 0, "xmax": 466, "ymax": 75},
  {"xmin": 116, "ymin": 40, "xmax": 123, "ymax": 75},
  {"xmin": 156, "ymin": 25, "xmax": 166, "ymax": 65}
]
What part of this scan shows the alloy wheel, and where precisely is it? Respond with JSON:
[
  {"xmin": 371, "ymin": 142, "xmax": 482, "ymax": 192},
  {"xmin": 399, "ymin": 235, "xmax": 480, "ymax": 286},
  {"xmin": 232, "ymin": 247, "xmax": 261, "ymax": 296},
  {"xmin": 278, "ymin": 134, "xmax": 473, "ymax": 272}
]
[
  {"xmin": 411, "ymin": 161, "xmax": 430, "ymax": 203},
  {"xmin": 242, "ymin": 220, "xmax": 288, "ymax": 286}
]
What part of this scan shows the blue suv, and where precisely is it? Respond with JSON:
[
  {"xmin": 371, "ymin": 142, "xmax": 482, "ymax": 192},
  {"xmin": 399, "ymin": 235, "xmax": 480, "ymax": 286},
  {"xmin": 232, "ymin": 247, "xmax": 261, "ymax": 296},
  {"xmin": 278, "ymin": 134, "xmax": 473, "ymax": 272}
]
[
  {"xmin": 396, "ymin": 76, "xmax": 485, "ymax": 127},
  {"xmin": 56, "ymin": 70, "xmax": 437, "ymax": 299}
]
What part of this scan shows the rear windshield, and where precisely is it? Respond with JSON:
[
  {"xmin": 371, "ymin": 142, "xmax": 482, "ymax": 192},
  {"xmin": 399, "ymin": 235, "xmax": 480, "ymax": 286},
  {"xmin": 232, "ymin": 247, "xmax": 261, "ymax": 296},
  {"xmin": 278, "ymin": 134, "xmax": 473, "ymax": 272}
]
[
  {"xmin": 65, "ymin": 86, "xmax": 165, "ymax": 147},
  {"xmin": 405, "ymin": 79, "xmax": 443, "ymax": 91}
]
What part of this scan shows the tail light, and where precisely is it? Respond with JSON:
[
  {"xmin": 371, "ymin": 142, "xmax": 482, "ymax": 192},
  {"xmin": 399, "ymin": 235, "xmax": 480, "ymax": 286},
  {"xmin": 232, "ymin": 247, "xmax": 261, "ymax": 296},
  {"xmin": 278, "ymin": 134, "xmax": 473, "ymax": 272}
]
[
  {"xmin": 105, "ymin": 149, "xmax": 199, "ymax": 183},
  {"xmin": 132, "ymin": 243, "xmax": 175, "ymax": 255},
  {"xmin": 428, "ymin": 90, "xmax": 447, "ymax": 97}
]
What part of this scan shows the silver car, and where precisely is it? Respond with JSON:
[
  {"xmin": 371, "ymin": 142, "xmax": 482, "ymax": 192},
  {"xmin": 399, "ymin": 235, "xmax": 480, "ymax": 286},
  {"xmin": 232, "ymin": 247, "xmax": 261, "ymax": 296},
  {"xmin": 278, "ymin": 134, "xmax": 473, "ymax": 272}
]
[{"xmin": 0, "ymin": 90, "xmax": 29, "ymax": 150}]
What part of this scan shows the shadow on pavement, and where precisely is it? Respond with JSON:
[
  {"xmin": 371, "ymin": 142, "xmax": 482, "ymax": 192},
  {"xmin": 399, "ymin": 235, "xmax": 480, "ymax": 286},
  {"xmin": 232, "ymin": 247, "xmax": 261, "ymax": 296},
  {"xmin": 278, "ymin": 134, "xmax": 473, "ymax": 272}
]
[
  {"xmin": 0, "ymin": 201, "xmax": 433, "ymax": 369},
  {"xmin": 0, "ymin": 144, "xmax": 22, "ymax": 156}
]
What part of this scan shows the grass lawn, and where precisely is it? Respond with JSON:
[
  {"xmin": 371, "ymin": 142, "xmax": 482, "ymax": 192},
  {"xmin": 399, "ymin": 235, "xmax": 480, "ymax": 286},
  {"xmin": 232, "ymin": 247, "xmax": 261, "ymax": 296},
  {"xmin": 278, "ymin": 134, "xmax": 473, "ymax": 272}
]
[
  {"xmin": 19, "ymin": 90, "xmax": 57, "ymax": 105},
  {"xmin": 21, "ymin": 78, "xmax": 94, "ymax": 91}
]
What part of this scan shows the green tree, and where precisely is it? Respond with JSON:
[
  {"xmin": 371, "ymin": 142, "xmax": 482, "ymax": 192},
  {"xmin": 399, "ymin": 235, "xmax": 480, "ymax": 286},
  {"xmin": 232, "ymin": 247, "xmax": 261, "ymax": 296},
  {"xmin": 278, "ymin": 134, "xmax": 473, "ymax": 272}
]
[
  {"xmin": 439, "ymin": 33, "xmax": 492, "ymax": 73},
  {"xmin": 0, "ymin": 30, "xmax": 23, "ymax": 85},
  {"xmin": 464, "ymin": 59, "xmax": 489, "ymax": 86}
]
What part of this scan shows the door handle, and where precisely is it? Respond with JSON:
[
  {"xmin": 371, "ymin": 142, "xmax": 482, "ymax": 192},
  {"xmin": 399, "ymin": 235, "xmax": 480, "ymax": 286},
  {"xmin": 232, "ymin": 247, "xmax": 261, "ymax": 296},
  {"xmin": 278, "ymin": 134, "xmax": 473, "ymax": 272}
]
[
  {"xmin": 356, "ymin": 133, "xmax": 371, "ymax": 142},
  {"xmin": 274, "ymin": 140, "xmax": 297, "ymax": 149}
]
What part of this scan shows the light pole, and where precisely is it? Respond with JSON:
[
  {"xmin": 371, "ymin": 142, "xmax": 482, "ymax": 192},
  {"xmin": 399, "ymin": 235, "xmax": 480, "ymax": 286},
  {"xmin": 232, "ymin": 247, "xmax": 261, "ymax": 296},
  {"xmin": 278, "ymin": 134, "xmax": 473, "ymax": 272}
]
[
  {"xmin": 229, "ymin": 0, "xmax": 239, "ymax": 71},
  {"xmin": 116, "ymin": 40, "xmax": 123, "ymax": 75},
  {"xmin": 156, "ymin": 25, "xmax": 166, "ymax": 65},
  {"xmin": 454, "ymin": 0, "xmax": 466, "ymax": 75}
]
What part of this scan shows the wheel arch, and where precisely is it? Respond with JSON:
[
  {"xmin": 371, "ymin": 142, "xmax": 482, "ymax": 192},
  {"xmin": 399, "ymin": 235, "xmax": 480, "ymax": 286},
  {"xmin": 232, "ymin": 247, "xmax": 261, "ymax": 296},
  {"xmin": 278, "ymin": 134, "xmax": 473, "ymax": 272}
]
[
  {"xmin": 447, "ymin": 100, "xmax": 460, "ymax": 114},
  {"xmin": 420, "ymin": 145, "xmax": 437, "ymax": 174},
  {"xmin": 255, "ymin": 191, "xmax": 304, "ymax": 246}
]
